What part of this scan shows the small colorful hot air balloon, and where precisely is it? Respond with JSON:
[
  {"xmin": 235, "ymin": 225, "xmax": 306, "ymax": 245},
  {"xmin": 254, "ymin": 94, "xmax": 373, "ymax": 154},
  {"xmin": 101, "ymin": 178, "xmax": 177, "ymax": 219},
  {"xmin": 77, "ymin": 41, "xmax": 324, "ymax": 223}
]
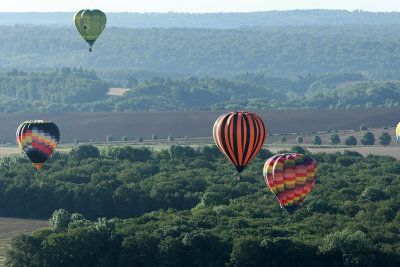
[
  {"xmin": 16, "ymin": 120, "xmax": 60, "ymax": 172},
  {"xmin": 263, "ymin": 153, "xmax": 317, "ymax": 217},
  {"xmin": 213, "ymin": 111, "xmax": 267, "ymax": 180},
  {"xmin": 396, "ymin": 122, "xmax": 400, "ymax": 143},
  {"xmin": 73, "ymin": 9, "xmax": 107, "ymax": 52}
]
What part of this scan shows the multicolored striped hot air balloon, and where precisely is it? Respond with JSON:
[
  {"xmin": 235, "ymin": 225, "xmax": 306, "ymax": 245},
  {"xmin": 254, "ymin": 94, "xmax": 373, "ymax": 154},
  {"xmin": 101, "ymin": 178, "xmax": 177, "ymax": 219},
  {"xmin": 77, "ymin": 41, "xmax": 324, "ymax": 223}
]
[
  {"xmin": 16, "ymin": 120, "xmax": 60, "ymax": 172},
  {"xmin": 396, "ymin": 122, "xmax": 400, "ymax": 143},
  {"xmin": 263, "ymin": 153, "xmax": 317, "ymax": 215},
  {"xmin": 213, "ymin": 111, "xmax": 267, "ymax": 179}
]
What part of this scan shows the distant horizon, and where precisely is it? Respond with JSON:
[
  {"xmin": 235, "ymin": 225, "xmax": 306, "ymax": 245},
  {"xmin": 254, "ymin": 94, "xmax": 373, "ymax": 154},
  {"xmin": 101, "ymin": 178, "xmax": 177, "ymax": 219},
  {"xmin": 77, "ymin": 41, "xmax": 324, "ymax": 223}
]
[
  {"xmin": 2, "ymin": 10, "xmax": 400, "ymax": 28},
  {"xmin": 0, "ymin": 9, "xmax": 400, "ymax": 14},
  {"xmin": 1, "ymin": 0, "xmax": 400, "ymax": 13}
]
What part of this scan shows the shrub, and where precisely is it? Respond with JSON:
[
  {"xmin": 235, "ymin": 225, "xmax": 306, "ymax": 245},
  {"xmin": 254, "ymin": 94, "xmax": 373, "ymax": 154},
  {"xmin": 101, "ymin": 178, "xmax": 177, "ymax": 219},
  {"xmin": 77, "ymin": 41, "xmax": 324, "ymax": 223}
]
[
  {"xmin": 312, "ymin": 136, "xmax": 321, "ymax": 145},
  {"xmin": 361, "ymin": 131, "xmax": 375, "ymax": 146},
  {"xmin": 328, "ymin": 134, "xmax": 340, "ymax": 146},
  {"xmin": 296, "ymin": 136, "xmax": 303, "ymax": 144},
  {"xmin": 345, "ymin": 136, "xmax": 357, "ymax": 146}
]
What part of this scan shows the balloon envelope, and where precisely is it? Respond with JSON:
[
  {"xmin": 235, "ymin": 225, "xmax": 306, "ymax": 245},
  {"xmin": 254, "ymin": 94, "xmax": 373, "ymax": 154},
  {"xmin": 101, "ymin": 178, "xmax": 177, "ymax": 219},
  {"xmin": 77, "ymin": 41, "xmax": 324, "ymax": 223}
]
[
  {"xmin": 16, "ymin": 120, "xmax": 60, "ymax": 170},
  {"xmin": 73, "ymin": 9, "xmax": 107, "ymax": 51},
  {"xmin": 213, "ymin": 111, "xmax": 267, "ymax": 174},
  {"xmin": 396, "ymin": 122, "xmax": 400, "ymax": 143},
  {"xmin": 263, "ymin": 153, "xmax": 317, "ymax": 214}
]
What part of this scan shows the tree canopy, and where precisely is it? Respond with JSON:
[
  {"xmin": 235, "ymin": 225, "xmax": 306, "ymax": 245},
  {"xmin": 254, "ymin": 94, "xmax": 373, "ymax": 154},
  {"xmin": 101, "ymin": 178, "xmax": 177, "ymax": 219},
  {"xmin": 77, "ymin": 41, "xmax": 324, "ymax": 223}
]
[
  {"xmin": 4, "ymin": 145, "xmax": 400, "ymax": 266},
  {"xmin": 0, "ymin": 69, "xmax": 400, "ymax": 113}
]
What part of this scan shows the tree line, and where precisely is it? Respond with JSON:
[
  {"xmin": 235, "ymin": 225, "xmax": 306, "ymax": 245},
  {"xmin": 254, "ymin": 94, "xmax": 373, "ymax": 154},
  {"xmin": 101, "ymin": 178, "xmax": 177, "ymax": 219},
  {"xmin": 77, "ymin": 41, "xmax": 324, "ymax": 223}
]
[
  {"xmin": 109, "ymin": 75, "xmax": 400, "ymax": 111},
  {"xmin": 283, "ymin": 130, "xmax": 392, "ymax": 147},
  {"xmin": 3, "ymin": 68, "xmax": 400, "ymax": 113},
  {"xmin": 0, "ymin": 68, "xmax": 108, "ymax": 113},
  {"xmin": 4, "ymin": 145, "xmax": 400, "ymax": 266}
]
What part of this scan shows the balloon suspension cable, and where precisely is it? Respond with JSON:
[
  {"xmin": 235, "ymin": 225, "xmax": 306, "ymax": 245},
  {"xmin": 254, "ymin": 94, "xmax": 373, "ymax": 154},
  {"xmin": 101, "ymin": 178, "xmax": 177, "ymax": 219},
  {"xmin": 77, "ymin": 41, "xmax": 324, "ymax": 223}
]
[{"xmin": 281, "ymin": 205, "xmax": 295, "ymax": 222}]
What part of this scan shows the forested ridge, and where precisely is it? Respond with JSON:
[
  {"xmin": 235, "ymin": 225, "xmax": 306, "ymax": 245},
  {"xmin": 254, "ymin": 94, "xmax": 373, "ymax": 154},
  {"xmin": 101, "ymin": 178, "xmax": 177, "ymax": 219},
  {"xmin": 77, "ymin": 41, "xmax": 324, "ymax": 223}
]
[
  {"xmin": 0, "ymin": 68, "xmax": 109, "ymax": 112},
  {"xmin": 2, "ymin": 25, "xmax": 400, "ymax": 78},
  {"xmin": 3, "ymin": 69, "xmax": 400, "ymax": 112},
  {"xmin": 4, "ymin": 145, "xmax": 400, "ymax": 266}
]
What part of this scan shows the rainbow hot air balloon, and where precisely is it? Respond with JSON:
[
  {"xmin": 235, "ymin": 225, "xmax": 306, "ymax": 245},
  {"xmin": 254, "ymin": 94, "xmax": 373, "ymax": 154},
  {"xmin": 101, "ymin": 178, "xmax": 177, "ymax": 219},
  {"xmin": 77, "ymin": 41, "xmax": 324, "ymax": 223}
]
[
  {"xmin": 263, "ymin": 153, "xmax": 317, "ymax": 217},
  {"xmin": 16, "ymin": 120, "xmax": 60, "ymax": 172},
  {"xmin": 396, "ymin": 122, "xmax": 400, "ymax": 143},
  {"xmin": 213, "ymin": 111, "xmax": 267, "ymax": 180},
  {"xmin": 73, "ymin": 9, "xmax": 107, "ymax": 52}
]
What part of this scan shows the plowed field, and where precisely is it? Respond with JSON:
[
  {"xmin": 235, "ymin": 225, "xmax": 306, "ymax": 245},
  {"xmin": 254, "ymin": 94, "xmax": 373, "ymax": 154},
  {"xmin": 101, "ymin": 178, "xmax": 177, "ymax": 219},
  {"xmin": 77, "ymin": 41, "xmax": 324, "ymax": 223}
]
[{"xmin": 0, "ymin": 107, "xmax": 399, "ymax": 143}]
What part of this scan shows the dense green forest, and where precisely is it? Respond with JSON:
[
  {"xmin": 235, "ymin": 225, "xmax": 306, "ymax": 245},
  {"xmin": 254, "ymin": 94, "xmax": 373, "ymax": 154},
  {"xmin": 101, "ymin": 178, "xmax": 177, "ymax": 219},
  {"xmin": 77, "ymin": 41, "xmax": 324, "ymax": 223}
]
[
  {"xmin": 112, "ymin": 73, "xmax": 387, "ymax": 111},
  {"xmin": 2, "ymin": 25, "xmax": 400, "ymax": 78},
  {"xmin": 3, "ymin": 10, "xmax": 400, "ymax": 28},
  {"xmin": 0, "ymin": 68, "xmax": 110, "ymax": 112},
  {"xmin": 0, "ymin": 68, "xmax": 107, "ymax": 103},
  {"xmin": 3, "ymin": 69, "xmax": 400, "ymax": 112},
  {"xmin": 4, "ymin": 145, "xmax": 400, "ymax": 266}
]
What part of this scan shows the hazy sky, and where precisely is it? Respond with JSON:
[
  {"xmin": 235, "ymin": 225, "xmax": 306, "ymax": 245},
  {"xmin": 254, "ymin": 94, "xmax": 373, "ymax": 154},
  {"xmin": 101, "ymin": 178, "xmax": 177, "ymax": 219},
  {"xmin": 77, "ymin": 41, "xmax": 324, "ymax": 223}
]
[{"xmin": 1, "ymin": 0, "xmax": 400, "ymax": 13}]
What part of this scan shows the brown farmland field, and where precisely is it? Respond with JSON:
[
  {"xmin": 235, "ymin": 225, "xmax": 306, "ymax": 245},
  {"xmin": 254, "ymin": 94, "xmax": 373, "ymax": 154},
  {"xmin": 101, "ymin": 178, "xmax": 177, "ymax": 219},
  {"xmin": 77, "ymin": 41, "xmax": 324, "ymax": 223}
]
[
  {"xmin": 0, "ymin": 218, "xmax": 47, "ymax": 265},
  {"xmin": 0, "ymin": 107, "xmax": 397, "ymax": 143},
  {"xmin": 0, "ymin": 107, "xmax": 398, "ymax": 144}
]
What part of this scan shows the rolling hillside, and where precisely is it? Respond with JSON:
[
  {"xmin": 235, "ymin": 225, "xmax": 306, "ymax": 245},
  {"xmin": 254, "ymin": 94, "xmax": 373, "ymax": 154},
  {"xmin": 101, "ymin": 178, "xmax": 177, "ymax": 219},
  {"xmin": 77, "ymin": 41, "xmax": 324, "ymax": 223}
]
[{"xmin": 1, "ymin": 25, "xmax": 400, "ymax": 78}]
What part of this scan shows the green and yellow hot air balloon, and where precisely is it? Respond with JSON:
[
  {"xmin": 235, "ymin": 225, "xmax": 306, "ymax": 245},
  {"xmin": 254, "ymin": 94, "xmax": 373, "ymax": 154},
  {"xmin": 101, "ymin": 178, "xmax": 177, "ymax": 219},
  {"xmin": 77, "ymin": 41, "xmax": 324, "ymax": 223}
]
[{"xmin": 73, "ymin": 9, "xmax": 107, "ymax": 52}]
